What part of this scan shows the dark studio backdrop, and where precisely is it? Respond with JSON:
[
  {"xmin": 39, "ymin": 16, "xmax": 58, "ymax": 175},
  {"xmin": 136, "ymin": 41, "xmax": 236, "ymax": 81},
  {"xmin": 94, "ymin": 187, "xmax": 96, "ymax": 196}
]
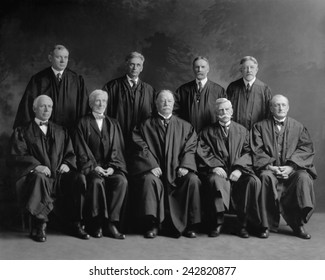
[{"xmin": 0, "ymin": 0, "xmax": 324, "ymax": 218}]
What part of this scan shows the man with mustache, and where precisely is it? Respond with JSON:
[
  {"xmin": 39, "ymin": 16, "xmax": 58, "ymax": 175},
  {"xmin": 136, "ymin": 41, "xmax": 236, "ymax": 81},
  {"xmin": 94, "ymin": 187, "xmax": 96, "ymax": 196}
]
[
  {"xmin": 197, "ymin": 98, "xmax": 268, "ymax": 238},
  {"xmin": 102, "ymin": 51, "xmax": 155, "ymax": 158},
  {"xmin": 227, "ymin": 56, "xmax": 272, "ymax": 130},
  {"xmin": 251, "ymin": 95, "xmax": 317, "ymax": 239},
  {"xmin": 130, "ymin": 89, "xmax": 201, "ymax": 239},
  {"xmin": 14, "ymin": 45, "xmax": 88, "ymax": 133},
  {"xmin": 174, "ymin": 56, "xmax": 226, "ymax": 133}
]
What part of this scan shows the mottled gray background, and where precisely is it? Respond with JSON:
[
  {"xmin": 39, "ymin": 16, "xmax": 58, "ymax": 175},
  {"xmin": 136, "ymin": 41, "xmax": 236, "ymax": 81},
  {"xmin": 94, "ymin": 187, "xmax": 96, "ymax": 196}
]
[{"xmin": 0, "ymin": 0, "xmax": 324, "ymax": 211}]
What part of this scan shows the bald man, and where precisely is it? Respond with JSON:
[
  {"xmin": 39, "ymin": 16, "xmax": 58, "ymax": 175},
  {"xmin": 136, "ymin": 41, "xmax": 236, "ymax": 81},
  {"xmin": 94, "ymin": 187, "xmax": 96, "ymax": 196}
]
[
  {"xmin": 14, "ymin": 44, "xmax": 88, "ymax": 133},
  {"xmin": 197, "ymin": 98, "xmax": 267, "ymax": 238},
  {"xmin": 9, "ymin": 95, "xmax": 89, "ymax": 242},
  {"xmin": 251, "ymin": 94, "xmax": 317, "ymax": 239}
]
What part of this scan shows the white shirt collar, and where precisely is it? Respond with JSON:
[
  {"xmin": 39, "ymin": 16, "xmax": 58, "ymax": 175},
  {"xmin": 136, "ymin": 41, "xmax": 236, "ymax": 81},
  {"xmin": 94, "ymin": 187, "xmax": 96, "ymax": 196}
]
[
  {"xmin": 51, "ymin": 67, "xmax": 64, "ymax": 76},
  {"xmin": 196, "ymin": 77, "xmax": 208, "ymax": 87},
  {"xmin": 243, "ymin": 77, "xmax": 256, "ymax": 87},
  {"xmin": 273, "ymin": 117, "xmax": 286, "ymax": 122},
  {"xmin": 158, "ymin": 112, "xmax": 172, "ymax": 120},
  {"xmin": 219, "ymin": 120, "xmax": 231, "ymax": 127},
  {"xmin": 34, "ymin": 118, "xmax": 48, "ymax": 134},
  {"xmin": 127, "ymin": 75, "xmax": 139, "ymax": 85}
]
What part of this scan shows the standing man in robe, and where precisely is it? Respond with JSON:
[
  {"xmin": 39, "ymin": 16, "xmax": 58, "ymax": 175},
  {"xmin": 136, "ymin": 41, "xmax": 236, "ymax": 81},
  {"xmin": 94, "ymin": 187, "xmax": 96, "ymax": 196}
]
[
  {"xmin": 251, "ymin": 94, "xmax": 317, "ymax": 239},
  {"xmin": 8, "ymin": 95, "xmax": 89, "ymax": 242},
  {"xmin": 227, "ymin": 56, "xmax": 272, "ymax": 130},
  {"xmin": 13, "ymin": 44, "xmax": 89, "ymax": 133},
  {"xmin": 73, "ymin": 90, "xmax": 128, "ymax": 239},
  {"xmin": 197, "ymin": 98, "xmax": 268, "ymax": 238},
  {"xmin": 102, "ymin": 51, "xmax": 155, "ymax": 156},
  {"xmin": 130, "ymin": 89, "xmax": 201, "ymax": 239},
  {"xmin": 174, "ymin": 56, "xmax": 226, "ymax": 133}
]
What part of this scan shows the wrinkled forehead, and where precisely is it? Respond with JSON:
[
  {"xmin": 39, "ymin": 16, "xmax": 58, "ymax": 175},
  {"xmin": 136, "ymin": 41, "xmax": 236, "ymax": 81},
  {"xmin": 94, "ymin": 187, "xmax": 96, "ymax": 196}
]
[
  {"xmin": 272, "ymin": 96, "xmax": 289, "ymax": 105},
  {"xmin": 37, "ymin": 96, "xmax": 53, "ymax": 106},
  {"xmin": 157, "ymin": 90, "xmax": 174, "ymax": 101},
  {"xmin": 216, "ymin": 100, "xmax": 232, "ymax": 110}
]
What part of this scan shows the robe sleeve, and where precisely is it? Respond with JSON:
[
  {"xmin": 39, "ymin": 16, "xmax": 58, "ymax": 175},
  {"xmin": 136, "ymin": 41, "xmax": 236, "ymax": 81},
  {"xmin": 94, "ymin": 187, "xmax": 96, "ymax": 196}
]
[
  {"xmin": 129, "ymin": 126, "xmax": 159, "ymax": 176},
  {"xmin": 8, "ymin": 127, "xmax": 42, "ymax": 179},
  {"xmin": 250, "ymin": 123, "xmax": 276, "ymax": 171},
  {"xmin": 107, "ymin": 121, "xmax": 128, "ymax": 174},
  {"xmin": 73, "ymin": 122, "xmax": 98, "ymax": 175},
  {"xmin": 285, "ymin": 127, "xmax": 317, "ymax": 178},
  {"xmin": 178, "ymin": 126, "xmax": 198, "ymax": 172},
  {"xmin": 61, "ymin": 130, "xmax": 77, "ymax": 170},
  {"xmin": 196, "ymin": 130, "xmax": 224, "ymax": 171}
]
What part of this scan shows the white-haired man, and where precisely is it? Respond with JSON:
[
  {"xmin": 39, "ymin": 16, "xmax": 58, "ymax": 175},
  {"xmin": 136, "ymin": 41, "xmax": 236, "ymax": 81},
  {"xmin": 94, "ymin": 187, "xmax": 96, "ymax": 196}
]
[
  {"xmin": 251, "ymin": 94, "xmax": 317, "ymax": 239},
  {"xmin": 14, "ymin": 44, "xmax": 88, "ymax": 133},
  {"xmin": 227, "ymin": 56, "xmax": 272, "ymax": 130},
  {"xmin": 9, "ymin": 95, "xmax": 89, "ymax": 242},
  {"xmin": 197, "ymin": 98, "xmax": 268, "ymax": 238},
  {"xmin": 73, "ymin": 90, "xmax": 128, "ymax": 239}
]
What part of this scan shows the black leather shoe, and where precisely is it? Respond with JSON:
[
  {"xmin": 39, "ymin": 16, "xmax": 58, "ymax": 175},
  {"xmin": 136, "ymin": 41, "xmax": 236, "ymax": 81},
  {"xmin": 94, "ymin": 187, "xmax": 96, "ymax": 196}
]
[
  {"xmin": 209, "ymin": 224, "xmax": 222, "ymax": 237},
  {"xmin": 104, "ymin": 222, "xmax": 125, "ymax": 239},
  {"xmin": 144, "ymin": 227, "xmax": 158, "ymax": 239},
  {"xmin": 74, "ymin": 223, "xmax": 90, "ymax": 240},
  {"xmin": 183, "ymin": 230, "xmax": 197, "ymax": 238},
  {"xmin": 239, "ymin": 227, "xmax": 249, "ymax": 238},
  {"xmin": 294, "ymin": 226, "xmax": 311, "ymax": 239},
  {"xmin": 92, "ymin": 227, "xmax": 103, "ymax": 238},
  {"xmin": 258, "ymin": 228, "xmax": 269, "ymax": 239},
  {"xmin": 34, "ymin": 222, "xmax": 47, "ymax": 242}
]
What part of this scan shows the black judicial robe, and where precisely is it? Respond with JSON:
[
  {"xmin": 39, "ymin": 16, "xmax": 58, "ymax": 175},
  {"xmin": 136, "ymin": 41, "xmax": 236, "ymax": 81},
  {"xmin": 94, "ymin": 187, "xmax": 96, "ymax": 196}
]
[
  {"xmin": 251, "ymin": 117, "xmax": 317, "ymax": 228},
  {"xmin": 102, "ymin": 76, "xmax": 155, "ymax": 146},
  {"xmin": 251, "ymin": 117, "xmax": 317, "ymax": 178},
  {"xmin": 197, "ymin": 122, "xmax": 254, "ymax": 210},
  {"xmin": 174, "ymin": 80, "xmax": 226, "ymax": 132},
  {"xmin": 13, "ymin": 67, "xmax": 89, "ymax": 131},
  {"xmin": 227, "ymin": 78, "xmax": 272, "ymax": 130},
  {"xmin": 8, "ymin": 121, "xmax": 76, "ymax": 217},
  {"xmin": 73, "ymin": 114, "xmax": 127, "ymax": 175},
  {"xmin": 130, "ymin": 115, "xmax": 199, "ymax": 231}
]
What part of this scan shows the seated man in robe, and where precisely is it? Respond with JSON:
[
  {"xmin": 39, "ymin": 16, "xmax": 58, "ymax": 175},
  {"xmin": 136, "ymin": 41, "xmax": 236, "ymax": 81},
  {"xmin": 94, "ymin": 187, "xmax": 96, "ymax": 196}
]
[
  {"xmin": 130, "ymin": 89, "xmax": 201, "ymax": 238},
  {"xmin": 8, "ymin": 95, "xmax": 89, "ymax": 242},
  {"xmin": 197, "ymin": 98, "xmax": 268, "ymax": 238},
  {"xmin": 251, "ymin": 94, "xmax": 317, "ymax": 239},
  {"xmin": 73, "ymin": 90, "xmax": 128, "ymax": 239}
]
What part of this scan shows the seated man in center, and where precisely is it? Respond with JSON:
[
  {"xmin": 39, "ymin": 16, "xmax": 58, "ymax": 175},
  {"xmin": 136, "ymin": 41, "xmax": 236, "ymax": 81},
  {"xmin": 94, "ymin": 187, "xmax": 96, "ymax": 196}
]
[
  {"xmin": 73, "ymin": 89, "xmax": 128, "ymax": 239},
  {"xmin": 197, "ymin": 98, "xmax": 268, "ymax": 238},
  {"xmin": 130, "ymin": 89, "xmax": 201, "ymax": 238}
]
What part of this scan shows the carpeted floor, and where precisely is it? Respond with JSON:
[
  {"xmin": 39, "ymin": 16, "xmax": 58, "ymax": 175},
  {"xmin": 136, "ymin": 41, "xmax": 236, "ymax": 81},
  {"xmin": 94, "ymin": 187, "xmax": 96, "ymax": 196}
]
[{"xmin": 0, "ymin": 213, "xmax": 324, "ymax": 260}]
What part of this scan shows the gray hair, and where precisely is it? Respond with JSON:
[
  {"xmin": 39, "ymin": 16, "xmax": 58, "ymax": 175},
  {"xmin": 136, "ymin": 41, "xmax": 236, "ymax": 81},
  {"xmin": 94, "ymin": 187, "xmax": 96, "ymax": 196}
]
[
  {"xmin": 33, "ymin": 95, "xmax": 53, "ymax": 109},
  {"xmin": 240, "ymin": 56, "xmax": 258, "ymax": 66},
  {"xmin": 192, "ymin": 56, "xmax": 209, "ymax": 67},
  {"xmin": 216, "ymin": 98, "xmax": 232, "ymax": 109},
  {"xmin": 270, "ymin": 94, "xmax": 289, "ymax": 106},
  {"xmin": 88, "ymin": 89, "xmax": 108, "ymax": 107},
  {"xmin": 49, "ymin": 44, "xmax": 69, "ymax": 56},
  {"xmin": 155, "ymin": 89, "xmax": 175, "ymax": 101},
  {"xmin": 125, "ymin": 51, "xmax": 145, "ymax": 63}
]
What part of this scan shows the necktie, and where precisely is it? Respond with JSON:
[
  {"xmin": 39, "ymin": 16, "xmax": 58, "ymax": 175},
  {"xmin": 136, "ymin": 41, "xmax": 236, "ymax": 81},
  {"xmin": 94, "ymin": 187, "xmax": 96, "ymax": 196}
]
[
  {"xmin": 131, "ymin": 80, "xmax": 136, "ymax": 88},
  {"xmin": 163, "ymin": 118, "xmax": 170, "ymax": 127},
  {"xmin": 196, "ymin": 81, "xmax": 202, "ymax": 102},
  {"xmin": 93, "ymin": 113, "xmax": 105, "ymax": 120},
  {"xmin": 39, "ymin": 121, "xmax": 48, "ymax": 126},
  {"xmin": 57, "ymin": 73, "xmax": 62, "ymax": 83},
  {"xmin": 274, "ymin": 120, "xmax": 284, "ymax": 126},
  {"xmin": 246, "ymin": 83, "xmax": 250, "ymax": 99},
  {"xmin": 221, "ymin": 125, "xmax": 229, "ymax": 137}
]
